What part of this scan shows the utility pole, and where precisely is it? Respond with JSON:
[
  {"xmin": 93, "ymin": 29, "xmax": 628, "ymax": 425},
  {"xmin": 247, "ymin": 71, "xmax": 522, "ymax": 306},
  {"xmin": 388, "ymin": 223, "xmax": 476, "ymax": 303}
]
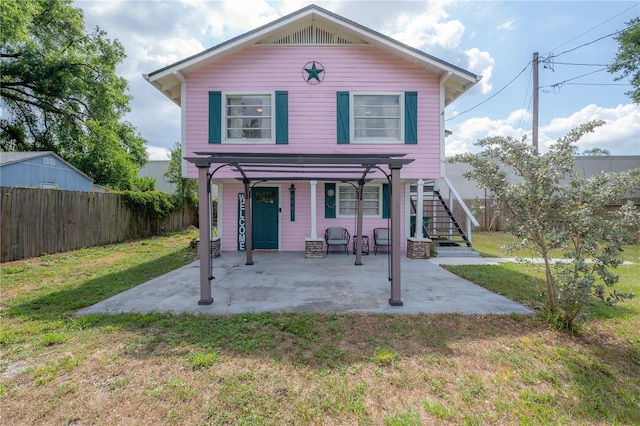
[{"xmin": 532, "ymin": 52, "xmax": 539, "ymax": 154}]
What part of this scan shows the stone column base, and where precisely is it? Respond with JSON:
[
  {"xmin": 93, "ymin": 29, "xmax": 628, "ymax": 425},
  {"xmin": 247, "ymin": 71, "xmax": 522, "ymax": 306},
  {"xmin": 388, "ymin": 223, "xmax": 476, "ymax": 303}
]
[
  {"xmin": 406, "ymin": 238, "xmax": 432, "ymax": 259},
  {"xmin": 196, "ymin": 237, "xmax": 221, "ymax": 258},
  {"xmin": 305, "ymin": 238, "xmax": 324, "ymax": 259}
]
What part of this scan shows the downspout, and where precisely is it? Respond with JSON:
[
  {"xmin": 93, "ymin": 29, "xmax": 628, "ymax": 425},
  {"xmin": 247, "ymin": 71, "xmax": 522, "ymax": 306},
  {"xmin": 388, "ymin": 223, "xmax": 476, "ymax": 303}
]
[
  {"xmin": 439, "ymin": 71, "xmax": 452, "ymax": 178},
  {"xmin": 173, "ymin": 71, "xmax": 188, "ymax": 181}
]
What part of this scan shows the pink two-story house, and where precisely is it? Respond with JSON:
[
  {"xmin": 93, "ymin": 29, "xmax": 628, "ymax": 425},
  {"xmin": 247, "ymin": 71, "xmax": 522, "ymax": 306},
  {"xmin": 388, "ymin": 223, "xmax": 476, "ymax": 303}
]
[{"xmin": 145, "ymin": 5, "xmax": 480, "ymax": 305}]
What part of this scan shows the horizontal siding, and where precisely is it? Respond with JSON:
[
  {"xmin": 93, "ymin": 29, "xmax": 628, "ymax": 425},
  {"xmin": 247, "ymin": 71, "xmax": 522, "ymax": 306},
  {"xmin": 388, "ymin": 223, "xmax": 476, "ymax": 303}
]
[
  {"xmin": 186, "ymin": 45, "xmax": 442, "ymax": 180},
  {"xmin": 218, "ymin": 180, "xmax": 407, "ymax": 252},
  {"xmin": 0, "ymin": 160, "xmax": 93, "ymax": 192}
]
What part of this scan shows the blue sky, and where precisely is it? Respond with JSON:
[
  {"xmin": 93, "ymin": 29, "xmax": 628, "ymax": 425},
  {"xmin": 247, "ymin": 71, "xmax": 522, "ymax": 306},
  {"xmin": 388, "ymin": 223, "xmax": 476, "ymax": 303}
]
[{"xmin": 77, "ymin": 0, "xmax": 640, "ymax": 159}]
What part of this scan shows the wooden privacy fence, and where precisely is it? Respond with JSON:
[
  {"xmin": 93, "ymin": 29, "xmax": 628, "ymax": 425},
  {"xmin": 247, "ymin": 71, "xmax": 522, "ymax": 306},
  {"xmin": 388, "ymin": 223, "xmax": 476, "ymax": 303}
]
[
  {"xmin": 452, "ymin": 197, "xmax": 640, "ymax": 232},
  {"xmin": 1, "ymin": 187, "xmax": 197, "ymax": 262}
]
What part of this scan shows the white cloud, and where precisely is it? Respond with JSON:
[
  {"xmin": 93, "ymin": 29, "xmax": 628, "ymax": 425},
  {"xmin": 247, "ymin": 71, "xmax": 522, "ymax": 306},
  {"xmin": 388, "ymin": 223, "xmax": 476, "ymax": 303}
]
[
  {"xmin": 464, "ymin": 48, "xmax": 494, "ymax": 94},
  {"xmin": 147, "ymin": 145, "xmax": 171, "ymax": 161},
  {"xmin": 445, "ymin": 109, "xmax": 531, "ymax": 156},
  {"xmin": 497, "ymin": 20, "xmax": 515, "ymax": 31},
  {"xmin": 118, "ymin": 36, "xmax": 205, "ymax": 81},
  {"xmin": 542, "ymin": 103, "xmax": 640, "ymax": 154},
  {"xmin": 387, "ymin": 1, "xmax": 465, "ymax": 50},
  {"xmin": 446, "ymin": 103, "xmax": 640, "ymax": 156}
]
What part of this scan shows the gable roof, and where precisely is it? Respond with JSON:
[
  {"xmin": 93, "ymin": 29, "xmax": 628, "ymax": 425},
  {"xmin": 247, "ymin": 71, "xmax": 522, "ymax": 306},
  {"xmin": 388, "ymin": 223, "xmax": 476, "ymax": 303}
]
[
  {"xmin": 0, "ymin": 151, "xmax": 93, "ymax": 182},
  {"xmin": 144, "ymin": 4, "xmax": 480, "ymax": 107}
]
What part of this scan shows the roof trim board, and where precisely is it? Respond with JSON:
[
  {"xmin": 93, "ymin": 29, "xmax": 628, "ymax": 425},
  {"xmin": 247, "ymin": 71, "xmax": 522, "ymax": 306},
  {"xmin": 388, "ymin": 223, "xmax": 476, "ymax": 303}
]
[{"xmin": 144, "ymin": 4, "xmax": 480, "ymax": 107}]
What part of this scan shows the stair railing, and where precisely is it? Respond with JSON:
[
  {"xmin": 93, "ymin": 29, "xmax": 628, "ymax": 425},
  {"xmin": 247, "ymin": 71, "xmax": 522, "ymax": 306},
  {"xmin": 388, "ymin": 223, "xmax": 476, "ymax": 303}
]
[{"xmin": 437, "ymin": 176, "xmax": 480, "ymax": 243}]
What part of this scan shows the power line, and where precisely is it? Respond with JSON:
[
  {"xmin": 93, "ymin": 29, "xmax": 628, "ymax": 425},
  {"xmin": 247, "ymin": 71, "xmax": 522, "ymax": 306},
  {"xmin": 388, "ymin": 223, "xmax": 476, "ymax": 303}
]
[
  {"xmin": 540, "ymin": 68, "xmax": 608, "ymax": 90},
  {"xmin": 549, "ymin": 31, "xmax": 618, "ymax": 59},
  {"xmin": 552, "ymin": 62, "xmax": 610, "ymax": 67},
  {"xmin": 545, "ymin": 3, "xmax": 638, "ymax": 55},
  {"xmin": 445, "ymin": 60, "xmax": 532, "ymax": 121},
  {"xmin": 562, "ymin": 83, "xmax": 632, "ymax": 86},
  {"xmin": 445, "ymin": 5, "xmax": 637, "ymax": 123},
  {"xmin": 545, "ymin": 18, "xmax": 637, "ymax": 63}
]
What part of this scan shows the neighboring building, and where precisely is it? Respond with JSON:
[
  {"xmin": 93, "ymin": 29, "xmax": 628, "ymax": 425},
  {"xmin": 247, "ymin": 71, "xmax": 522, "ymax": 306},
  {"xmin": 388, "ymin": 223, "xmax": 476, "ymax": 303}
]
[
  {"xmin": 0, "ymin": 151, "xmax": 93, "ymax": 192},
  {"xmin": 445, "ymin": 155, "xmax": 640, "ymax": 200},
  {"xmin": 138, "ymin": 160, "xmax": 218, "ymax": 196},
  {"xmin": 145, "ymin": 5, "xmax": 481, "ymax": 304},
  {"xmin": 138, "ymin": 160, "xmax": 176, "ymax": 193}
]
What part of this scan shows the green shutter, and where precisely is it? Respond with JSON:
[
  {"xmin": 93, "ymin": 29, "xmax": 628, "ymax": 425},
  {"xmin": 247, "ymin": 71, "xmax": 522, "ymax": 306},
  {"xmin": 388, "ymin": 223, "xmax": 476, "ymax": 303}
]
[
  {"xmin": 208, "ymin": 91, "xmax": 222, "ymax": 144},
  {"xmin": 275, "ymin": 91, "xmax": 288, "ymax": 144},
  {"xmin": 336, "ymin": 91, "xmax": 350, "ymax": 144},
  {"xmin": 382, "ymin": 183, "xmax": 390, "ymax": 218},
  {"xmin": 325, "ymin": 183, "xmax": 336, "ymax": 218},
  {"xmin": 404, "ymin": 91, "xmax": 417, "ymax": 144}
]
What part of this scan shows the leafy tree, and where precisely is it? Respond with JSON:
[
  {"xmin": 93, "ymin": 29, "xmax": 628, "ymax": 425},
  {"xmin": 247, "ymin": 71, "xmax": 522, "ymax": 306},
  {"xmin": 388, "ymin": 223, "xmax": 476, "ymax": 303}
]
[
  {"xmin": 132, "ymin": 176, "xmax": 156, "ymax": 192},
  {"xmin": 449, "ymin": 121, "xmax": 640, "ymax": 331},
  {"xmin": 609, "ymin": 17, "xmax": 640, "ymax": 103},
  {"xmin": 579, "ymin": 147, "xmax": 610, "ymax": 156},
  {"xmin": 164, "ymin": 141, "xmax": 198, "ymax": 202},
  {"xmin": 0, "ymin": 0, "xmax": 147, "ymax": 189}
]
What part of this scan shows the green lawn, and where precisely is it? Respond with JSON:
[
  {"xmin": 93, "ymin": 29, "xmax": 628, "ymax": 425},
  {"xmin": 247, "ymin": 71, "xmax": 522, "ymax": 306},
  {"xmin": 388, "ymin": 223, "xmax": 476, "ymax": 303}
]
[{"xmin": 1, "ymin": 230, "xmax": 638, "ymax": 425}]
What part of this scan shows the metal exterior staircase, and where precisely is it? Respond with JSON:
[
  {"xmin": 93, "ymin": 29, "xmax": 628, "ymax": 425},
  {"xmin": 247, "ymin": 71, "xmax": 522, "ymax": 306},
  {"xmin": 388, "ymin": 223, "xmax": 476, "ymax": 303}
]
[{"xmin": 410, "ymin": 181, "xmax": 473, "ymax": 249}]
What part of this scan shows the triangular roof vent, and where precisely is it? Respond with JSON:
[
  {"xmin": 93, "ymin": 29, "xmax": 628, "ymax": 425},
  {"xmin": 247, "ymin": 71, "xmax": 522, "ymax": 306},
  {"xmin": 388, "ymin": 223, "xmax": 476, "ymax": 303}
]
[{"xmin": 257, "ymin": 21, "xmax": 368, "ymax": 45}]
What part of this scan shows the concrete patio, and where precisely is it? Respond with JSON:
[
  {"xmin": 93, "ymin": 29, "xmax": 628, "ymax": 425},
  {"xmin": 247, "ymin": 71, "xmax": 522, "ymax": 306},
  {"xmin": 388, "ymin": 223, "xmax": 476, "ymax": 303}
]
[{"xmin": 77, "ymin": 251, "xmax": 532, "ymax": 316}]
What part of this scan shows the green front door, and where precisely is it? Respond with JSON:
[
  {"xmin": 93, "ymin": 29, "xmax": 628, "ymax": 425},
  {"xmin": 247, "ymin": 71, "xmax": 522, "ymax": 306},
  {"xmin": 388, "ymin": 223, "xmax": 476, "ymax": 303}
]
[{"xmin": 252, "ymin": 187, "xmax": 279, "ymax": 249}]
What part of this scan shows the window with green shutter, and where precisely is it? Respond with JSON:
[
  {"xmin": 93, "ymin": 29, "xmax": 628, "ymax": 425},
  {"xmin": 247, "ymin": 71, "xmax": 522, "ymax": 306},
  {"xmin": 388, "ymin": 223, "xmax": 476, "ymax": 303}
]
[
  {"xmin": 339, "ymin": 92, "xmax": 418, "ymax": 144},
  {"xmin": 209, "ymin": 91, "xmax": 288, "ymax": 143},
  {"xmin": 225, "ymin": 94, "xmax": 272, "ymax": 140},
  {"xmin": 354, "ymin": 94, "xmax": 401, "ymax": 141},
  {"xmin": 336, "ymin": 184, "xmax": 384, "ymax": 217}
]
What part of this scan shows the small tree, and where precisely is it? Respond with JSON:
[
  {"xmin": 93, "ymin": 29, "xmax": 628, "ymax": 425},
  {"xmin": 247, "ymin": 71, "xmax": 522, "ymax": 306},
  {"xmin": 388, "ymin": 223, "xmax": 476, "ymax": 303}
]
[
  {"xmin": 448, "ymin": 121, "xmax": 640, "ymax": 330},
  {"xmin": 164, "ymin": 141, "xmax": 198, "ymax": 204}
]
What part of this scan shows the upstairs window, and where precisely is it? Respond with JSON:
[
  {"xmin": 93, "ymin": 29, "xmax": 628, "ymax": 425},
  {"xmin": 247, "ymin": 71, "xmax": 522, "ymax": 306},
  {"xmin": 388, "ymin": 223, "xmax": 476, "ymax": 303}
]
[
  {"xmin": 336, "ymin": 91, "xmax": 417, "ymax": 144},
  {"xmin": 225, "ymin": 94, "xmax": 272, "ymax": 140},
  {"xmin": 209, "ymin": 91, "xmax": 288, "ymax": 144},
  {"xmin": 353, "ymin": 94, "xmax": 401, "ymax": 141}
]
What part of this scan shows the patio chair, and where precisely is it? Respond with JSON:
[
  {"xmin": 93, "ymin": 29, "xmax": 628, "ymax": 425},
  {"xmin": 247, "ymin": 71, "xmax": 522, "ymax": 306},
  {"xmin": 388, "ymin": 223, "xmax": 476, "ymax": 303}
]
[
  {"xmin": 373, "ymin": 228, "xmax": 390, "ymax": 255},
  {"xmin": 325, "ymin": 227, "xmax": 350, "ymax": 254}
]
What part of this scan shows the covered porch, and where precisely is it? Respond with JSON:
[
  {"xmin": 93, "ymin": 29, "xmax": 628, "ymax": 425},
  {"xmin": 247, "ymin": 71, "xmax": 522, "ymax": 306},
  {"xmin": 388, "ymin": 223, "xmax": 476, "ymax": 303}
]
[{"xmin": 186, "ymin": 152, "xmax": 413, "ymax": 307}]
